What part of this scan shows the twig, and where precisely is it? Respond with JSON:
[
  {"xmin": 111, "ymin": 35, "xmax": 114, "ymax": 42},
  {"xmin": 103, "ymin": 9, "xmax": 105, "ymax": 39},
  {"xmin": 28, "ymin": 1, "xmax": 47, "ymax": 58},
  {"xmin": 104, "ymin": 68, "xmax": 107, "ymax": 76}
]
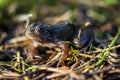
[{"xmin": 89, "ymin": 44, "xmax": 120, "ymax": 54}]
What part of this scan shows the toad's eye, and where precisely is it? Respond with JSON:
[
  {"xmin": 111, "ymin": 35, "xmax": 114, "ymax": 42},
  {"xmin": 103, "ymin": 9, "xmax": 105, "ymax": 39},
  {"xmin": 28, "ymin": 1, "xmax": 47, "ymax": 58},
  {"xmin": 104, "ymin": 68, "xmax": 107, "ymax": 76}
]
[{"xmin": 35, "ymin": 25, "xmax": 44, "ymax": 33}]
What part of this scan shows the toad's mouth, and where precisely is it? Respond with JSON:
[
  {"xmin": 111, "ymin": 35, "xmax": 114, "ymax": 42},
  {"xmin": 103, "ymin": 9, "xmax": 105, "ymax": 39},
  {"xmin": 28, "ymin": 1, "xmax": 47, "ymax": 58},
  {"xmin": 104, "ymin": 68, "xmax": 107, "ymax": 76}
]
[
  {"xmin": 25, "ymin": 31, "xmax": 51, "ymax": 43},
  {"xmin": 25, "ymin": 31, "xmax": 41, "ymax": 41}
]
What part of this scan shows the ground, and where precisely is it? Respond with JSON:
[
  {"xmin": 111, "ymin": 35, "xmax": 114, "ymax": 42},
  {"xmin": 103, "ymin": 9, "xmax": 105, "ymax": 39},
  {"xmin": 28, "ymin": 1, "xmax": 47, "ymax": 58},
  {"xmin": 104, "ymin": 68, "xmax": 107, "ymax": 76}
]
[{"xmin": 0, "ymin": 0, "xmax": 120, "ymax": 80}]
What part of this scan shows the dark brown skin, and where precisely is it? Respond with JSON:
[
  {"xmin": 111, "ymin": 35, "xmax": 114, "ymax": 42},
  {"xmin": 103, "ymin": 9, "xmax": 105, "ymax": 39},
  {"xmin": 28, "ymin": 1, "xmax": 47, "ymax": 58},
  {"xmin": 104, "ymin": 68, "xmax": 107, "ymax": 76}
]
[{"xmin": 25, "ymin": 21, "xmax": 94, "ymax": 66}]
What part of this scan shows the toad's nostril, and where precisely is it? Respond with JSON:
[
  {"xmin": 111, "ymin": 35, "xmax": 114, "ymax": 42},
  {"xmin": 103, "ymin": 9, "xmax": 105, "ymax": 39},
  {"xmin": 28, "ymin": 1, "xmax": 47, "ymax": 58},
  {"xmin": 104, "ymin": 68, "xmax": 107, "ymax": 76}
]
[
  {"xmin": 31, "ymin": 22, "xmax": 38, "ymax": 27},
  {"xmin": 29, "ymin": 28, "xmax": 35, "ymax": 32}
]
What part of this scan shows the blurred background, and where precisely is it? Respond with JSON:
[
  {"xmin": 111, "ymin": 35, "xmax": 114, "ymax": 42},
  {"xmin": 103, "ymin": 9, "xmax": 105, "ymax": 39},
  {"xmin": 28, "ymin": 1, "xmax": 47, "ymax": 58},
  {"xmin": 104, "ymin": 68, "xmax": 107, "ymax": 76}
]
[
  {"xmin": 0, "ymin": 1, "xmax": 120, "ymax": 79},
  {"xmin": 0, "ymin": 0, "xmax": 120, "ymax": 44}
]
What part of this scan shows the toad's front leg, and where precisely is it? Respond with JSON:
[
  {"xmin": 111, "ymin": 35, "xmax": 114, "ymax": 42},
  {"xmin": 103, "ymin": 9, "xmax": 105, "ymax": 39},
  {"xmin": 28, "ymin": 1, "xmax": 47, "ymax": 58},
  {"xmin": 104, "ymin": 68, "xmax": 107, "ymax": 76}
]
[
  {"xmin": 57, "ymin": 42, "xmax": 69, "ymax": 67},
  {"xmin": 25, "ymin": 41, "xmax": 39, "ymax": 61}
]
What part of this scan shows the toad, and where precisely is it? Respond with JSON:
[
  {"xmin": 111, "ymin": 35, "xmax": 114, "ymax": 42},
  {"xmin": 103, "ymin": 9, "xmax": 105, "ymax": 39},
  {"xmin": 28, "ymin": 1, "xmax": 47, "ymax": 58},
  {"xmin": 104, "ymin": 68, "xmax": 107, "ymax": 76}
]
[{"xmin": 25, "ymin": 21, "xmax": 94, "ymax": 66}]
